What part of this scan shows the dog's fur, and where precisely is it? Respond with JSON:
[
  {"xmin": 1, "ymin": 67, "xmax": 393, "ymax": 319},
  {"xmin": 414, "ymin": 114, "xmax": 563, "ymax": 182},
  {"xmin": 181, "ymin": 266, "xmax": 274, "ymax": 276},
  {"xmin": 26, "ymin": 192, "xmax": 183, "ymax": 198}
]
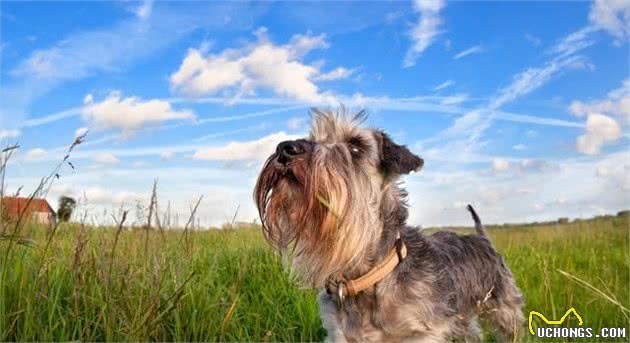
[{"xmin": 254, "ymin": 109, "xmax": 524, "ymax": 342}]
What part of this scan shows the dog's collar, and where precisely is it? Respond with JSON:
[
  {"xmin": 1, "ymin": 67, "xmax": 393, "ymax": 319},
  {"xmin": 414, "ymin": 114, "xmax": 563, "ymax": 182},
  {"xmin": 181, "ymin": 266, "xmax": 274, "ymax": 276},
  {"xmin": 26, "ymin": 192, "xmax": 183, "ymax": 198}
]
[{"xmin": 326, "ymin": 233, "xmax": 407, "ymax": 305}]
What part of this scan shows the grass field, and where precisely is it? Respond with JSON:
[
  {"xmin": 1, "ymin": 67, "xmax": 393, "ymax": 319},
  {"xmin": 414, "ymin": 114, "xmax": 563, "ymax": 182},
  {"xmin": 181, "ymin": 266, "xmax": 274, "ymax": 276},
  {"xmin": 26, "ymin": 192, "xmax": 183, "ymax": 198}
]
[{"xmin": 0, "ymin": 214, "xmax": 628, "ymax": 342}]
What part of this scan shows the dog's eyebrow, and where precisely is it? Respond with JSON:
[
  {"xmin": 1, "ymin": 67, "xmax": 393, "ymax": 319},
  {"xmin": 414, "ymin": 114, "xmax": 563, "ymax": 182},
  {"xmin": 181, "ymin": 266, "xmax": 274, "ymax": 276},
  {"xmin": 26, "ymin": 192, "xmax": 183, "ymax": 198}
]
[{"xmin": 347, "ymin": 136, "xmax": 364, "ymax": 146}]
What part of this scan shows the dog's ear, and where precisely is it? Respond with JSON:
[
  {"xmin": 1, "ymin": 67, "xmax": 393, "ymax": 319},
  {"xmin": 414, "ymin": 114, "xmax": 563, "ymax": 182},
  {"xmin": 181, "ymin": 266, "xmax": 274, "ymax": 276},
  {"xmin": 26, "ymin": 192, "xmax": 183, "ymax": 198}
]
[{"xmin": 378, "ymin": 131, "xmax": 424, "ymax": 176}]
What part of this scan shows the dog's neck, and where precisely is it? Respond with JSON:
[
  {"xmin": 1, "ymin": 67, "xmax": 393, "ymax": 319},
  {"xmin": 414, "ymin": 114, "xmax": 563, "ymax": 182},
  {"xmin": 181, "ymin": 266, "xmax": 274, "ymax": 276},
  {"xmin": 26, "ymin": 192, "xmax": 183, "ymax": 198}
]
[{"xmin": 330, "ymin": 188, "xmax": 409, "ymax": 282}]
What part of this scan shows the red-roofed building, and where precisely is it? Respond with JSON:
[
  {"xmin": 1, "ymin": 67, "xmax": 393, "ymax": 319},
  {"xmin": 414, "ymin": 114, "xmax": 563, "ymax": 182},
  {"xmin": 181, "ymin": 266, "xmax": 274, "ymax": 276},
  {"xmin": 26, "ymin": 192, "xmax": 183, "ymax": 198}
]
[{"xmin": 1, "ymin": 197, "xmax": 56, "ymax": 226}]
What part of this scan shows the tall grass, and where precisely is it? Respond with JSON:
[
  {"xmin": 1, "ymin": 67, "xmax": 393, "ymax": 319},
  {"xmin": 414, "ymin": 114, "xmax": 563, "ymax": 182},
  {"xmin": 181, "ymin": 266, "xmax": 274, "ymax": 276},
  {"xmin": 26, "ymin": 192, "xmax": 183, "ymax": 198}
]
[{"xmin": 0, "ymin": 214, "xmax": 627, "ymax": 342}]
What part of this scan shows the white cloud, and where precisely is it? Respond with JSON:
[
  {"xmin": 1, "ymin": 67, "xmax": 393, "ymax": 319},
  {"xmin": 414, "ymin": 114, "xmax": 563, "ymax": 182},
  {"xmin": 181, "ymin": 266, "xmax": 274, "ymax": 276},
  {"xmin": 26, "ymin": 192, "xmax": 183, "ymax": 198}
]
[
  {"xmin": 170, "ymin": 29, "xmax": 344, "ymax": 103},
  {"xmin": 526, "ymin": 130, "xmax": 538, "ymax": 137},
  {"xmin": 169, "ymin": 49, "xmax": 244, "ymax": 96},
  {"xmin": 576, "ymin": 113, "xmax": 621, "ymax": 155},
  {"xmin": 453, "ymin": 44, "xmax": 484, "ymax": 59},
  {"xmin": 570, "ymin": 79, "xmax": 628, "ymax": 155},
  {"xmin": 595, "ymin": 165, "xmax": 610, "ymax": 177},
  {"xmin": 407, "ymin": 151, "xmax": 630, "ymax": 226},
  {"xmin": 82, "ymin": 91, "xmax": 194, "ymax": 132},
  {"xmin": 287, "ymin": 30, "xmax": 330, "ymax": 55},
  {"xmin": 192, "ymin": 131, "xmax": 299, "ymax": 161},
  {"xmin": 75, "ymin": 127, "xmax": 89, "ymax": 138},
  {"xmin": 489, "ymin": 158, "xmax": 552, "ymax": 174},
  {"xmin": 93, "ymin": 152, "xmax": 120, "ymax": 164},
  {"xmin": 433, "ymin": 80, "xmax": 454, "ymax": 91},
  {"xmin": 22, "ymin": 89, "xmax": 583, "ymax": 132},
  {"xmin": 589, "ymin": 0, "xmax": 630, "ymax": 41},
  {"xmin": 20, "ymin": 107, "xmax": 83, "ymax": 129},
  {"xmin": 79, "ymin": 187, "xmax": 144, "ymax": 206},
  {"xmin": 314, "ymin": 67, "xmax": 355, "ymax": 81},
  {"xmin": 517, "ymin": 187, "xmax": 536, "ymax": 195},
  {"xmin": 133, "ymin": 160, "xmax": 149, "ymax": 168},
  {"xmin": 134, "ymin": 0, "xmax": 154, "ymax": 20},
  {"xmin": 83, "ymin": 94, "xmax": 93, "ymax": 104},
  {"xmin": 440, "ymin": 93, "xmax": 469, "ymax": 105},
  {"xmin": 512, "ymin": 144, "xmax": 526, "ymax": 150},
  {"xmin": 287, "ymin": 117, "xmax": 306, "ymax": 130},
  {"xmin": 421, "ymin": 27, "xmax": 595, "ymax": 164},
  {"xmin": 569, "ymin": 79, "xmax": 630, "ymax": 124},
  {"xmin": 0, "ymin": 129, "xmax": 21, "ymax": 140},
  {"xmin": 25, "ymin": 148, "xmax": 47, "ymax": 161},
  {"xmin": 551, "ymin": 26, "xmax": 596, "ymax": 58},
  {"xmin": 194, "ymin": 105, "xmax": 307, "ymax": 124},
  {"xmin": 525, "ymin": 33, "xmax": 542, "ymax": 46},
  {"xmin": 403, "ymin": 0, "xmax": 446, "ymax": 67},
  {"xmin": 572, "ymin": 97, "xmax": 630, "ymax": 122},
  {"xmin": 160, "ymin": 151, "xmax": 175, "ymax": 160},
  {"xmin": 518, "ymin": 159, "xmax": 552, "ymax": 173},
  {"xmin": 3, "ymin": 2, "xmax": 255, "ymax": 128},
  {"xmin": 490, "ymin": 55, "xmax": 584, "ymax": 110},
  {"xmin": 201, "ymin": 93, "xmax": 577, "ymax": 134},
  {"xmin": 492, "ymin": 158, "xmax": 510, "ymax": 172}
]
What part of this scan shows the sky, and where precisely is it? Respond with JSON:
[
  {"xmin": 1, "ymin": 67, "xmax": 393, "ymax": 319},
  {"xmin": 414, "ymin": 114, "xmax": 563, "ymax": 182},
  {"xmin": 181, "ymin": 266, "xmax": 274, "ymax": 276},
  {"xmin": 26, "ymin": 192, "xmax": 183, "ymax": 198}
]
[{"xmin": 0, "ymin": 0, "xmax": 628, "ymax": 227}]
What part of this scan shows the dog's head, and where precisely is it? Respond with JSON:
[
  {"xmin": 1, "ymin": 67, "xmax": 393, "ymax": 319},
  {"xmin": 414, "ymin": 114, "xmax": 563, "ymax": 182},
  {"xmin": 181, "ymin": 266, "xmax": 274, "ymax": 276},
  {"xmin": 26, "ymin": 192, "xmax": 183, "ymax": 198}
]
[{"xmin": 254, "ymin": 108, "xmax": 423, "ymax": 286}]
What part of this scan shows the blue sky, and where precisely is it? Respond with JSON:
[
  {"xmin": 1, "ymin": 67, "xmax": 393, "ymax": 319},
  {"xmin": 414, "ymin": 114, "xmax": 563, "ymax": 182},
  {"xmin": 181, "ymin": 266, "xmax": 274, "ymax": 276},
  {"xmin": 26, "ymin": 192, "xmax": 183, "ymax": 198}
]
[{"xmin": 1, "ymin": 0, "xmax": 628, "ymax": 227}]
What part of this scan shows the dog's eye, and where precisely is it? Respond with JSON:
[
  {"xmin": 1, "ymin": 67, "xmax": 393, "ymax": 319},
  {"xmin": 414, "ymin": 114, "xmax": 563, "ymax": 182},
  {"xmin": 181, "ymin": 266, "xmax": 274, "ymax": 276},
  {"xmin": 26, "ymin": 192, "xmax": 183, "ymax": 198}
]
[{"xmin": 348, "ymin": 137, "xmax": 363, "ymax": 155}]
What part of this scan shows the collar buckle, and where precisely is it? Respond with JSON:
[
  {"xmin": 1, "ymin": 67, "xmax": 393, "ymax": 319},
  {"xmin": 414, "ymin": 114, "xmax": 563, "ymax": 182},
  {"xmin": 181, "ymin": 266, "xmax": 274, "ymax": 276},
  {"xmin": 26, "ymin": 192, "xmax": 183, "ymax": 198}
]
[{"xmin": 336, "ymin": 280, "xmax": 346, "ymax": 308}]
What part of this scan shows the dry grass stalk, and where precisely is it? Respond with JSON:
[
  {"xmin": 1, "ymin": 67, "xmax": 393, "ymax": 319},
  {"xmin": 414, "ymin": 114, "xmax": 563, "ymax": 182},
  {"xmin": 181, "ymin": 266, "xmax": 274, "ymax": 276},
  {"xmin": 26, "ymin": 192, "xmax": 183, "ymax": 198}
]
[
  {"xmin": 220, "ymin": 295, "xmax": 239, "ymax": 336},
  {"xmin": 557, "ymin": 269, "xmax": 630, "ymax": 321},
  {"xmin": 2, "ymin": 131, "xmax": 86, "ymax": 263},
  {"xmin": 134, "ymin": 270, "xmax": 197, "ymax": 336},
  {"xmin": 72, "ymin": 211, "xmax": 90, "ymax": 272},
  {"xmin": 180, "ymin": 195, "xmax": 203, "ymax": 255},
  {"xmin": 109, "ymin": 209, "xmax": 129, "ymax": 276},
  {"xmin": 228, "ymin": 204, "xmax": 240, "ymax": 230},
  {"xmin": 36, "ymin": 220, "xmax": 62, "ymax": 279},
  {"xmin": 145, "ymin": 178, "xmax": 159, "ymax": 258},
  {"xmin": 146, "ymin": 178, "xmax": 158, "ymax": 229},
  {"xmin": 220, "ymin": 264, "xmax": 247, "ymax": 339}
]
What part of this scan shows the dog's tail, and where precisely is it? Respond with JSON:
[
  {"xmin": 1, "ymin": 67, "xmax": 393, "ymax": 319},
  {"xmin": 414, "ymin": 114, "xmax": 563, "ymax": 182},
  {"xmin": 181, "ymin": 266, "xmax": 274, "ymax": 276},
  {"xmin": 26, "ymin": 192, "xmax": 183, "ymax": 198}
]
[{"xmin": 467, "ymin": 204, "xmax": 486, "ymax": 237}]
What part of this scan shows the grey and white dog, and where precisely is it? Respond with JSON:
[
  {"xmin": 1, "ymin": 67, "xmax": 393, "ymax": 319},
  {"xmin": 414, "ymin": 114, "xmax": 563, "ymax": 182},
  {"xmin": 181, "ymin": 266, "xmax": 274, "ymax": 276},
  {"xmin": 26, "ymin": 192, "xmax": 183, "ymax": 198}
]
[{"xmin": 254, "ymin": 109, "xmax": 524, "ymax": 342}]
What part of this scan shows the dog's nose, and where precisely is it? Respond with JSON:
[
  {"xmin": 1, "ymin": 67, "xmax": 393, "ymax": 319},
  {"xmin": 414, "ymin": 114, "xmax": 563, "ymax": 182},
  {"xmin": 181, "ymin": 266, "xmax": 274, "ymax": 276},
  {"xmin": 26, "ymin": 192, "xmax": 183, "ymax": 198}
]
[{"xmin": 276, "ymin": 140, "xmax": 305, "ymax": 164}]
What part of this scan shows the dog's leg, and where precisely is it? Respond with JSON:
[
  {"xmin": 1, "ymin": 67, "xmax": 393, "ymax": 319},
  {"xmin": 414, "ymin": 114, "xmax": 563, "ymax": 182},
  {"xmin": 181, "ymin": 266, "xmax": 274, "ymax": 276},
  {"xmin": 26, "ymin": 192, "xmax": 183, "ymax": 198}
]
[
  {"xmin": 398, "ymin": 332, "xmax": 449, "ymax": 343},
  {"xmin": 446, "ymin": 315, "xmax": 482, "ymax": 343},
  {"xmin": 487, "ymin": 302, "xmax": 524, "ymax": 342},
  {"xmin": 461, "ymin": 318, "xmax": 482, "ymax": 343},
  {"xmin": 484, "ymin": 284, "xmax": 524, "ymax": 343},
  {"xmin": 395, "ymin": 321, "xmax": 454, "ymax": 343},
  {"xmin": 485, "ymin": 269, "xmax": 525, "ymax": 342}
]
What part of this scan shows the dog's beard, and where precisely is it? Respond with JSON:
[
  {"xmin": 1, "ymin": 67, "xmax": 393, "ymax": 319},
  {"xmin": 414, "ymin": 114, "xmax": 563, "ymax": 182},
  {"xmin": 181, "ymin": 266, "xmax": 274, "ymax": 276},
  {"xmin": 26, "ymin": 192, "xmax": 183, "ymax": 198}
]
[{"xmin": 255, "ymin": 148, "xmax": 382, "ymax": 287}]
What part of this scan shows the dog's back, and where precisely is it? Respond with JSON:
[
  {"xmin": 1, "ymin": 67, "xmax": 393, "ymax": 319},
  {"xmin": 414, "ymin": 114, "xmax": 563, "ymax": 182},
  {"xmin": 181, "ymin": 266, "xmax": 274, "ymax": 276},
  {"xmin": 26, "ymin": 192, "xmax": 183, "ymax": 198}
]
[
  {"xmin": 428, "ymin": 231, "xmax": 507, "ymax": 312},
  {"xmin": 419, "ymin": 209, "xmax": 524, "ymax": 341}
]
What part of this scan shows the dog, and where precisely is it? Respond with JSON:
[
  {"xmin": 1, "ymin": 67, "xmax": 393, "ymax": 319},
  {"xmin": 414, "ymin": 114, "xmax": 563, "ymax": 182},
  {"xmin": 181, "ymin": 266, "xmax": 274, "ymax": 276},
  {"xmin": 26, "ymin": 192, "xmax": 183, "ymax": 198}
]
[{"xmin": 254, "ymin": 108, "xmax": 524, "ymax": 342}]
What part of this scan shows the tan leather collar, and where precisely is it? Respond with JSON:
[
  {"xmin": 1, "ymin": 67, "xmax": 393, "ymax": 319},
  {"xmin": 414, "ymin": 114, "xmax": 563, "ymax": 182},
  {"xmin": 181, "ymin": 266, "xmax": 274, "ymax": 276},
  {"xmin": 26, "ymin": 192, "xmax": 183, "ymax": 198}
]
[{"xmin": 326, "ymin": 234, "xmax": 407, "ymax": 304}]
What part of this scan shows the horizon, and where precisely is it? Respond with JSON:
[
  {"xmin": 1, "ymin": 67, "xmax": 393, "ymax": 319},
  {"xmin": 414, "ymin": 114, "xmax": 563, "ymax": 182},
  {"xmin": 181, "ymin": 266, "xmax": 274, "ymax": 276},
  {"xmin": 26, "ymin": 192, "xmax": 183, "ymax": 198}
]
[
  {"xmin": 1, "ymin": 0, "xmax": 628, "ymax": 227},
  {"xmin": 1, "ymin": 193, "xmax": 627, "ymax": 230}
]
